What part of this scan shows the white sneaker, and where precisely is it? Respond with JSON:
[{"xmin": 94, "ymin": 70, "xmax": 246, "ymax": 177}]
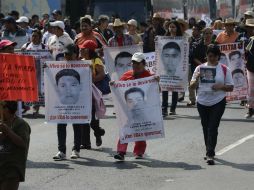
[
  {"xmin": 53, "ymin": 151, "xmax": 66, "ymax": 161},
  {"xmin": 70, "ymin": 150, "xmax": 80, "ymax": 159}
]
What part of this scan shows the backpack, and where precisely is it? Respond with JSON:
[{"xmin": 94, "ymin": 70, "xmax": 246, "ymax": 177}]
[{"xmin": 92, "ymin": 84, "xmax": 106, "ymax": 119}]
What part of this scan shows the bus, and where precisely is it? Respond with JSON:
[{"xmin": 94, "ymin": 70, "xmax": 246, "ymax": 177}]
[{"xmin": 88, "ymin": 0, "xmax": 153, "ymax": 22}]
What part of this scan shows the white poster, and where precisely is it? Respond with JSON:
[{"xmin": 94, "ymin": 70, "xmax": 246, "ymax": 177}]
[
  {"xmin": 15, "ymin": 50, "xmax": 53, "ymax": 105},
  {"xmin": 111, "ymin": 76, "xmax": 164, "ymax": 143},
  {"xmin": 219, "ymin": 43, "xmax": 248, "ymax": 101},
  {"xmin": 199, "ymin": 67, "xmax": 217, "ymax": 92},
  {"xmin": 44, "ymin": 61, "xmax": 92, "ymax": 123},
  {"xmin": 156, "ymin": 36, "xmax": 189, "ymax": 92},
  {"xmin": 103, "ymin": 44, "xmax": 143, "ymax": 80},
  {"xmin": 144, "ymin": 52, "xmax": 157, "ymax": 75}
]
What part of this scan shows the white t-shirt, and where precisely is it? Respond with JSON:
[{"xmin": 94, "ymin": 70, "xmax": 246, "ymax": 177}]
[
  {"xmin": 47, "ymin": 32, "xmax": 74, "ymax": 60},
  {"xmin": 21, "ymin": 42, "xmax": 48, "ymax": 50},
  {"xmin": 191, "ymin": 63, "xmax": 234, "ymax": 106}
]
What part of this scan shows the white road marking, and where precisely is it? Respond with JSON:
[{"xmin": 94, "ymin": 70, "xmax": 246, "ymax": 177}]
[{"xmin": 216, "ymin": 134, "xmax": 254, "ymax": 156}]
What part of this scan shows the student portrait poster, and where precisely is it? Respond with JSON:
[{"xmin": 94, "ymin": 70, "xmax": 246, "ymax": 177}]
[
  {"xmin": 218, "ymin": 42, "xmax": 248, "ymax": 101},
  {"xmin": 44, "ymin": 61, "xmax": 92, "ymax": 124},
  {"xmin": 103, "ymin": 44, "xmax": 143, "ymax": 80},
  {"xmin": 155, "ymin": 36, "xmax": 189, "ymax": 92},
  {"xmin": 15, "ymin": 50, "xmax": 53, "ymax": 105},
  {"xmin": 111, "ymin": 76, "xmax": 165, "ymax": 144},
  {"xmin": 199, "ymin": 66, "xmax": 217, "ymax": 92}
]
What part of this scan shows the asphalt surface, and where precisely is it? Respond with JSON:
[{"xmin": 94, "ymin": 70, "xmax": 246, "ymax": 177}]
[{"xmin": 19, "ymin": 98, "xmax": 254, "ymax": 190}]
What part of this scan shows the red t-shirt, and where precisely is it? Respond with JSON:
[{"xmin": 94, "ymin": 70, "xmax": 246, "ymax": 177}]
[
  {"xmin": 120, "ymin": 70, "xmax": 152, "ymax": 81},
  {"xmin": 116, "ymin": 36, "xmax": 123, "ymax": 47}
]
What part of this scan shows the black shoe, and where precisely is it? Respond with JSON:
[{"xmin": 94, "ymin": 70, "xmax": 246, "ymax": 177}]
[
  {"xmin": 162, "ymin": 108, "xmax": 168, "ymax": 118},
  {"xmin": 80, "ymin": 144, "xmax": 91, "ymax": 150},
  {"xmin": 114, "ymin": 153, "xmax": 125, "ymax": 161},
  {"xmin": 207, "ymin": 157, "xmax": 215, "ymax": 165},
  {"xmin": 96, "ymin": 136, "xmax": 102, "ymax": 147},
  {"xmin": 187, "ymin": 101, "xmax": 195, "ymax": 106},
  {"xmin": 178, "ymin": 97, "xmax": 184, "ymax": 102}
]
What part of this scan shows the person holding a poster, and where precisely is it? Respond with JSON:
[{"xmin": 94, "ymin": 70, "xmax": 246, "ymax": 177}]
[
  {"xmin": 0, "ymin": 101, "xmax": 31, "ymax": 190},
  {"xmin": 52, "ymin": 44, "xmax": 85, "ymax": 160},
  {"xmin": 112, "ymin": 52, "xmax": 158, "ymax": 161},
  {"xmin": 21, "ymin": 29, "xmax": 48, "ymax": 116},
  {"xmin": 79, "ymin": 40, "xmax": 106, "ymax": 148},
  {"xmin": 161, "ymin": 20, "xmax": 183, "ymax": 116},
  {"xmin": 190, "ymin": 44, "xmax": 234, "ymax": 165}
]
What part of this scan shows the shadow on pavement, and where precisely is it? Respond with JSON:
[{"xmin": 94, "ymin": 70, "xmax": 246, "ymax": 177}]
[
  {"xmin": 215, "ymin": 158, "xmax": 254, "ymax": 171},
  {"xmin": 69, "ymin": 157, "xmax": 203, "ymax": 171},
  {"xmin": 23, "ymin": 113, "xmax": 45, "ymax": 119},
  {"xmin": 26, "ymin": 160, "xmax": 73, "ymax": 169}
]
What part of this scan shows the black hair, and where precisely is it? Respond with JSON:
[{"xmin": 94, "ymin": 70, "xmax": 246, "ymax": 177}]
[
  {"xmin": 0, "ymin": 13, "xmax": 5, "ymax": 19},
  {"xmin": 64, "ymin": 44, "xmax": 79, "ymax": 56},
  {"xmin": 32, "ymin": 28, "xmax": 42, "ymax": 39},
  {"xmin": 115, "ymin": 52, "xmax": 132, "ymax": 66},
  {"xmin": 162, "ymin": 42, "xmax": 181, "ymax": 52},
  {"xmin": 140, "ymin": 22, "xmax": 148, "ymax": 27},
  {"xmin": 206, "ymin": 44, "xmax": 221, "ymax": 57},
  {"xmin": 32, "ymin": 14, "xmax": 39, "ymax": 20},
  {"xmin": 166, "ymin": 20, "xmax": 183, "ymax": 36},
  {"xmin": 80, "ymin": 17, "xmax": 91, "ymax": 26},
  {"xmin": 124, "ymin": 87, "xmax": 145, "ymax": 101},
  {"xmin": 232, "ymin": 69, "xmax": 244, "ymax": 76},
  {"xmin": 197, "ymin": 20, "xmax": 207, "ymax": 29},
  {"xmin": 55, "ymin": 69, "xmax": 80, "ymax": 85},
  {"xmin": 229, "ymin": 51, "xmax": 241, "ymax": 60},
  {"xmin": 3, "ymin": 101, "xmax": 18, "ymax": 114},
  {"xmin": 8, "ymin": 10, "xmax": 19, "ymax": 17},
  {"xmin": 193, "ymin": 24, "xmax": 203, "ymax": 31}
]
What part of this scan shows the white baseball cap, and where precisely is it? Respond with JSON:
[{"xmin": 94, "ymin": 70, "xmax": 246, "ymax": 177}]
[
  {"xmin": 132, "ymin": 52, "xmax": 145, "ymax": 62},
  {"xmin": 128, "ymin": 19, "xmax": 138, "ymax": 27},
  {"xmin": 50, "ymin": 21, "xmax": 65, "ymax": 30},
  {"xmin": 16, "ymin": 16, "xmax": 29, "ymax": 23}
]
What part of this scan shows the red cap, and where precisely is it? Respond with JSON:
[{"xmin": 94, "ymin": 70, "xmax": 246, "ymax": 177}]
[
  {"xmin": 79, "ymin": 40, "xmax": 97, "ymax": 51},
  {"xmin": 0, "ymin": 40, "xmax": 17, "ymax": 50}
]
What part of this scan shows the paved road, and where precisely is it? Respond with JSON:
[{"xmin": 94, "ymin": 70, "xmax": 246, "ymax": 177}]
[{"xmin": 19, "ymin": 99, "xmax": 254, "ymax": 190}]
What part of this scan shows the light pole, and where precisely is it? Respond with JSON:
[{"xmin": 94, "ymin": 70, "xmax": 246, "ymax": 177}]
[{"xmin": 183, "ymin": 0, "xmax": 188, "ymax": 20}]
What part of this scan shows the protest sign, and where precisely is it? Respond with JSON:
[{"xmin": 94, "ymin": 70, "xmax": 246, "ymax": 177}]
[
  {"xmin": 16, "ymin": 50, "xmax": 52, "ymax": 105},
  {"xmin": 111, "ymin": 76, "xmax": 164, "ymax": 143},
  {"xmin": 199, "ymin": 67, "xmax": 216, "ymax": 92},
  {"xmin": 219, "ymin": 43, "xmax": 248, "ymax": 101},
  {"xmin": 103, "ymin": 44, "xmax": 143, "ymax": 80},
  {"xmin": 0, "ymin": 54, "xmax": 38, "ymax": 102},
  {"xmin": 44, "ymin": 61, "xmax": 92, "ymax": 123},
  {"xmin": 156, "ymin": 36, "xmax": 189, "ymax": 92},
  {"xmin": 144, "ymin": 52, "xmax": 157, "ymax": 74}
]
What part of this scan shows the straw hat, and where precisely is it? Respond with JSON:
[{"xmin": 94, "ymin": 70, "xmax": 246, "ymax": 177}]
[
  {"xmin": 224, "ymin": 18, "xmax": 237, "ymax": 25},
  {"xmin": 176, "ymin": 18, "xmax": 189, "ymax": 31},
  {"xmin": 244, "ymin": 11, "xmax": 254, "ymax": 17},
  {"xmin": 245, "ymin": 19, "xmax": 254, "ymax": 27},
  {"xmin": 113, "ymin": 18, "xmax": 124, "ymax": 27}
]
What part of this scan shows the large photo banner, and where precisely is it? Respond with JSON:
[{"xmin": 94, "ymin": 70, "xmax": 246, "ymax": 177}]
[
  {"xmin": 103, "ymin": 44, "xmax": 143, "ymax": 80},
  {"xmin": 111, "ymin": 76, "xmax": 164, "ymax": 143},
  {"xmin": 0, "ymin": 54, "xmax": 38, "ymax": 102},
  {"xmin": 44, "ymin": 61, "xmax": 92, "ymax": 124},
  {"xmin": 219, "ymin": 43, "xmax": 248, "ymax": 101},
  {"xmin": 155, "ymin": 36, "xmax": 189, "ymax": 92},
  {"xmin": 144, "ymin": 52, "xmax": 157, "ymax": 74},
  {"xmin": 16, "ymin": 50, "xmax": 53, "ymax": 105}
]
